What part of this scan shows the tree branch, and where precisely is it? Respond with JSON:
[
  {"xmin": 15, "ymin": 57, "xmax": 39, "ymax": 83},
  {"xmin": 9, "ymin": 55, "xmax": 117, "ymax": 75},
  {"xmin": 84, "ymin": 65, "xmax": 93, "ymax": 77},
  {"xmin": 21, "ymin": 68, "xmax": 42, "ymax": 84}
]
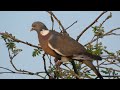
[
  {"xmin": 76, "ymin": 11, "xmax": 107, "ymax": 41},
  {"xmin": 0, "ymin": 32, "xmax": 41, "ymax": 49},
  {"xmin": 70, "ymin": 61, "xmax": 79, "ymax": 79},
  {"xmin": 47, "ymin": 11, "xmax": 66, "ymax": 33},
  {"xmin": 47, "ymin": 11, "xmax": 80, "ymax": 78},
  {"xmin": 84, "ymin": 27, "xmax": 120, "ymax": 46},
  {"xmin": 42, "ymin": 53, "xmax": 54, "ymax": 79},
  {"xmin": 0, "ymin": 67, "xmax": 15, "ymax": 73},
  {"xmin": 99, "ymin": 12, "xmax": 112, "ymax": 28},
  {"xmin": 65, "ymin": 20, "xmax": 78, "ymax": 30},
  {"xmin": 0, "ymin": 66, "xmax": 46, "ymax": 79}
]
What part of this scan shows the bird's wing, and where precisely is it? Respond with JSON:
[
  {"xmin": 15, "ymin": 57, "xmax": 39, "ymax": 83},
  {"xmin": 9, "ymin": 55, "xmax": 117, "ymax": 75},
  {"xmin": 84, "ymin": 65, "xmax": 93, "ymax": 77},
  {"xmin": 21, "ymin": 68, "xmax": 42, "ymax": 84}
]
[{"xmin": 48, "ymin": 31, "xmax": 87, "ymax": 56}]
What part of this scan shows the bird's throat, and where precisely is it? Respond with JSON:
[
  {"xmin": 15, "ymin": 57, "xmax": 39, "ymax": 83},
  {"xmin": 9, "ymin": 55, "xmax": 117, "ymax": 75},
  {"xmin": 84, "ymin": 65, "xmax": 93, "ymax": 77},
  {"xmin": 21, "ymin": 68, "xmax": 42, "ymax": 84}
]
[
  {"xmin": 40, "ymin": 30, "xmax": 49, "ymax": 36},
  {"xmin": 38, "ymin": 30, "xmax": 51, "ymax": 41}
]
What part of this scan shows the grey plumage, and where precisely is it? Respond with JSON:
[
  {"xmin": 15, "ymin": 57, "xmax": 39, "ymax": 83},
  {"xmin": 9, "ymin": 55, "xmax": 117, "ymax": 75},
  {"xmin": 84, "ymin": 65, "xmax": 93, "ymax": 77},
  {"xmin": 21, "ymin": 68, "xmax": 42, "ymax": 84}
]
[{"xmin": 31, "ymin": 21, "xmax": 103, "ymax": 79}]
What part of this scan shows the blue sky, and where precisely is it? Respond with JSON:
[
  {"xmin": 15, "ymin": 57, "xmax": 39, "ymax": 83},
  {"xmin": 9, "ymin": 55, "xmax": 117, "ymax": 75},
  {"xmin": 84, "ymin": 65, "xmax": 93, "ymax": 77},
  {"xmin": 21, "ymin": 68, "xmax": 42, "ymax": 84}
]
[{"xmin": 0, "ymin": 11, "xmax": 120, "ymax": 79}]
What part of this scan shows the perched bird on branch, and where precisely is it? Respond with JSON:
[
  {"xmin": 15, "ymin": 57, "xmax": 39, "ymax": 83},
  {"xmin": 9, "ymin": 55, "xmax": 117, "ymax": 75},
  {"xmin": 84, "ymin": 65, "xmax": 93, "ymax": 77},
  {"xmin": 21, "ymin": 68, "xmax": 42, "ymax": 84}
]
[{"xmin": 30, "ymin": 21, "xmax": 103, "ymax": 79}]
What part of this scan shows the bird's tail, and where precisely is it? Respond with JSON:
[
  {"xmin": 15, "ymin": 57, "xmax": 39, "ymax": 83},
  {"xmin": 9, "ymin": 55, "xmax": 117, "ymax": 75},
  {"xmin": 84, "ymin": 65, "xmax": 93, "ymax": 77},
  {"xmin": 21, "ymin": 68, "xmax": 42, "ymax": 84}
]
[
  {"xmin": 85, "ymin": 52, "xmax": 102, "ymax": 60},
  {"xmin": 83, "ymin": 60, "xmax": 103, "ymax": 79},
  {"xmin": 72, "ymin": 53, "xmax": 102, "ymax": 61}
]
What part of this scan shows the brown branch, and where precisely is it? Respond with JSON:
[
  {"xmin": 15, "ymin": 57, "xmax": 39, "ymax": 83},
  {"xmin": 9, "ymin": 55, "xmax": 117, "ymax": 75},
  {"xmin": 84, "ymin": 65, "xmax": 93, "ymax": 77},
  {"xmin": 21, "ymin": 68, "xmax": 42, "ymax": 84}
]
[
  {"xmin": 0, "ymin": 32, "xmax": 41, "ymax": 49},
  {"xmin": 1, "ymin": 37, "xmax": 46, "ymax": 78},
  {"xmin": 84, "ymin": 27, "xmax": 120, "ymax": 46},
  {"xmin": 0, "ymin": 67, "xmax": 15, "ymax": 73},
  {"xmin": 76, "ymin": 11, "xmax": 107, "ymax": 41},
  {"xmin": 42, "ymin": 53, "xmax": 54, "ymax": 79},
  {"xmin": 105, "ymin": 27, "xmax": 120, "ymax": 35},
  {"xmin": 99, "ymin": 66, "xmax": 120, "ymax": 72},
  {"xmin": 47, "ymin": 11, "xmax": 66, "ymax": 33},
  {"xmin": 96, "ymin": 36, "xmax": 99, "ymax": 71},
  {"xmin": 65, "ymin": 20, "xmax": 78, "ymax": 30},
  {"xmin": 70, "ymin": 61, "xmax": 79, "ymax": 79},
  {"xmin": 95, "ymin": 75, "xmax": 120, "ymax": 79},
  {"xmin": 0, "ymin": 66, "xmax": 46, "ymax": 78},
  {"xmin": 99, "ymin": 12, "xmax": 112, "ymax": 27},
  {"xmin": 62, "ymin": 64, "xmax": 81, "ymax": 79},
  {"xmin": 46, "ymin": 55, "xmax": 54, "ymax": 67}
]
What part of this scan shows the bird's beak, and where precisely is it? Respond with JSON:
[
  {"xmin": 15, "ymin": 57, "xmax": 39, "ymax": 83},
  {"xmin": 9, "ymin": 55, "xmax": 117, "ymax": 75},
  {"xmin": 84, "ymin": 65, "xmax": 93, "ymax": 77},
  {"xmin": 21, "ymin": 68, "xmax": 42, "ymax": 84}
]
[{"xmin": 30, "ymin": 28, "xmax": 34, "ymax": 32}]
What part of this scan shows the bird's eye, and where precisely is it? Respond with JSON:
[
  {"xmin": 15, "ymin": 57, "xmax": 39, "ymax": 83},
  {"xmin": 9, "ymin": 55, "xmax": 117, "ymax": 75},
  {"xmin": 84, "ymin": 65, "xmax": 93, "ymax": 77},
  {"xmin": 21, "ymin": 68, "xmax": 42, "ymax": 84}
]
[{"xmin": 32, "ymin": 24, "xmax": 36, "ymax": 27}]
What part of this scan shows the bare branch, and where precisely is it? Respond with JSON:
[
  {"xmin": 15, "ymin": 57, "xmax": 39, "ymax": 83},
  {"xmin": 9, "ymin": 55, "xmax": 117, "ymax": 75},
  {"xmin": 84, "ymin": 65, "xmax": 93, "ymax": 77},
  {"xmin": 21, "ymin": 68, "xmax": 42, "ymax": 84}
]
[
  {"xmin": 65, "ymin": 20, "xmax": 78, "ymax": 30},
  {"xmin": 0, "ymin": 37, "xmax": 46, "ymax": 78},
  {"xmin": 42, "ymin": 53, "xmax": 54, "ymax": 79},
  {"xmin": 76, "ymin": 11, "xmax": 107, "ymax": 41},
  {"xmin": 62, "ymin": 64, "xmax": 82, "ymax": 79},
  {"xmin": 70, "ymin": 61, "xmax": 79, "ymax": 79},
  {"xmin": 0, "ymin": 66, "xmax": 46, "ymax": 79},
  {"xmin": 47, "ymin": 11, "xmax": 66, "ymax": 33},
  {"xmin": 105, "ymin": 27, "xmax": 120, "ymax": 35},
  {"xmin": 96, "ymin": 75, "xmax": 120, "ymax": 79},
  {"xmin": 0, "ymin": 67, "xmax": 15, "ymax": 72},
  {"xmin": 0, "ymin": 32, "xmax": 41, "ymax": 49},
  {"xmin": 99, "ymin": 12, "xmax": 112, "ymax": 27},
  {"xmin": 84, "ymin": 27, "xmax": 120, "ymax": 46},
  {"xmin": 100, "ymin": 66, "xmax": 120, "ymax": 72}
]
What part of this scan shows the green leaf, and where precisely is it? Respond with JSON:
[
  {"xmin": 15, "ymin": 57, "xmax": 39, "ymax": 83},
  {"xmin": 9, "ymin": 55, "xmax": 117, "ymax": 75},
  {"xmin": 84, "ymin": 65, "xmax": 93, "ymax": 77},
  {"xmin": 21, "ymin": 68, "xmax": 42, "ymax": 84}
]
[
  {"xmin": 12, "ymin": 48, "xmax": 22, "ymax": 55},
  {"xmin": 116, "ymin": 50, "xmax": 120, "ymax": 55},
  {"xmin": 101, "ymin": 70, "xmax": 109, "ymax": 74},
  {"xmin": 1, "ymin": 34, "xmax": 8, "ymax": 40},
  {"xmin": 93, "ymin": 49, "xmax": 103, "ymax": 55},
  {"xmin": 92, "ymin": 26, "xmax": 104, "ymax": 37},
  {"xmin": 6, "ymin": 42, "xmax": 16, "ymax": 50},
  {"xmin": 32, "ymin": 49, "xmax": 41, "ymax": 57}
]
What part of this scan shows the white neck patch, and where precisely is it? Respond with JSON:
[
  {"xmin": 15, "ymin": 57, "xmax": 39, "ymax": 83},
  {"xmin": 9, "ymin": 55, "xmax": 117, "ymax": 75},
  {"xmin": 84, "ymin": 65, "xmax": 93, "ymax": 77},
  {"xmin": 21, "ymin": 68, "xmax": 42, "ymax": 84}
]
[{"xmin": 40, "ymin": 29, "xmax": 49, "ymax": 36}]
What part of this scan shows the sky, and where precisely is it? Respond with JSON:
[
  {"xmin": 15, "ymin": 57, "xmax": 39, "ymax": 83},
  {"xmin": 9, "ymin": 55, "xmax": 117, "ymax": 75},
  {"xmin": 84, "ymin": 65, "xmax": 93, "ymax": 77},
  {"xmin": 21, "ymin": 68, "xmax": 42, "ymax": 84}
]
[{"xmin": 0, "ymin": 11, "xmax": 120, "ymax": 79}]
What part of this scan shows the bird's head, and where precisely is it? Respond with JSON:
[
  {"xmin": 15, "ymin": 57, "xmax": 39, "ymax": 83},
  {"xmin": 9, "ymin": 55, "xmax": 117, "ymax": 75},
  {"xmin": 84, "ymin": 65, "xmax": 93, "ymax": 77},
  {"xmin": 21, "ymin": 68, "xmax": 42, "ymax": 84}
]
[{"xmin": 30, "ymin": 21, "xmax": 48, "ymax": 32}]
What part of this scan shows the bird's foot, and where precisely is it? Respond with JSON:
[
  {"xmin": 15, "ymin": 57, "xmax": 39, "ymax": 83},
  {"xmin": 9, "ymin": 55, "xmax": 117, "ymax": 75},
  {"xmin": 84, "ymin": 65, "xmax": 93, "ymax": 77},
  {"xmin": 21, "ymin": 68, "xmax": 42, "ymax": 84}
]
[{"xmin": 55, "ymin": 60, "xmax": 63, "ymax": 70}]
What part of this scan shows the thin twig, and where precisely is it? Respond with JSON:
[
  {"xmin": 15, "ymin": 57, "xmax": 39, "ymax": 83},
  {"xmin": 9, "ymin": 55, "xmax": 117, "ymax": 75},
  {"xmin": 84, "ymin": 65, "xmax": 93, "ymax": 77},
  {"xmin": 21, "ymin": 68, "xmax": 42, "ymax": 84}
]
[
  {"xmin": 84, "ymin": 27, "xmax": 120, "ymax": 46},
  {"xmin": 63, "ymin": 64, "xmax": 81, "ymax": 79},
  {"xmin": 96, "ymin": 36, "xmax": 99, "ymax": 71},
  {"xmin": 76, "ymin": 11, "xmax": 107, "ymax": 41},
  {"xmin": 47, "ymin": 11, "xmax": 66, "ymax": 33},
  {"xmin": 0, "ymin": 67, "xmax": 15, "ymax": 72},
  {"xmin": 46, "ymin": 55, "xmax": 54, "ymax": 67},
  {"xmin": 0, "ymin": 72, "xmax": 15, "ymax": 74},
  {"xmin": 70, "ymin": 61, "xmax": 79, "ymax": 79},
  {"xmin": 65, "ymin": 20, "xmax": 78, "ymax": 30},
  {"xmin": 99, "ymin": 12, "xmax": 112, "ymax": 28},
  {"xmin": 105, "ymin": 27, "xmax": 120, "ymax": 35},
  {"xmin": 95, "ymin": 75, "xmax": 120, "ymax": 79},
  {"xmin": 1, "ymin": 38, "xmax": 46, "ymax": 78},
  {"xmin": 99, "ymin": 66, "xmax": 120, "ymax": 72},
  {"xmin": 0, "ymin": 32, "xmax": 41, "ymax": 49},
  {"xmin": 0, "ymin": 71, "xmax": 45, "ymax": 79},
  {"xmin": 42, "ymin": 53, "xmax": 53, "ymax": 79},
  {"xmin": 0, "ymin": 66, "xmax": 46, "ymax": 78}
]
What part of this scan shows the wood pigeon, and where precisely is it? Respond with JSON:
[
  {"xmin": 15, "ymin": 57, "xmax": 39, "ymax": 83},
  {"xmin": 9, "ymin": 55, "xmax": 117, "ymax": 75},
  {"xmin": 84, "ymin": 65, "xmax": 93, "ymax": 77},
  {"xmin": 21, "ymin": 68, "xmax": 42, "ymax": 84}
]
[{"xmin": 30, "ymin": 21, "xmax": 103, "ymax": 79}]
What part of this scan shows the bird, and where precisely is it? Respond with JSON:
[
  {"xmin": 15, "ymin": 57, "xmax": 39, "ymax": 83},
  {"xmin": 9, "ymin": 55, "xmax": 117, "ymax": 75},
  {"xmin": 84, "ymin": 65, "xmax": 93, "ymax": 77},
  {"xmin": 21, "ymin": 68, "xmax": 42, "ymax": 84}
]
[{"xmin": 30, "ymin": 21, "xmax": 103, "ymax": 79}]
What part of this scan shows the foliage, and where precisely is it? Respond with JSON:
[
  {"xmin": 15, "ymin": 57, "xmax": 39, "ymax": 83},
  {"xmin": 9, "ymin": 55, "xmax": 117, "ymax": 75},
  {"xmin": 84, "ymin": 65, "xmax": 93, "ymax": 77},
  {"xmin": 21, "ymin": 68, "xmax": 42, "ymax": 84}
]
[
  {"xmin": 32, "ymin": 49, "xmax": 41, "ymax": 57},
  {"xmin": 1, "ymin": 33, "xmax": 22, "ymax": 57}
]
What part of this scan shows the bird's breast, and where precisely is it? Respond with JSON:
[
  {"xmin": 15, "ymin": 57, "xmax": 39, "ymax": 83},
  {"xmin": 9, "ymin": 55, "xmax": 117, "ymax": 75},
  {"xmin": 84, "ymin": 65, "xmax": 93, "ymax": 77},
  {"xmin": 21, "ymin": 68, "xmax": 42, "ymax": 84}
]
[{"xmin": 38, "ymin": 33, "xmax": 60, "ymax": 58}]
